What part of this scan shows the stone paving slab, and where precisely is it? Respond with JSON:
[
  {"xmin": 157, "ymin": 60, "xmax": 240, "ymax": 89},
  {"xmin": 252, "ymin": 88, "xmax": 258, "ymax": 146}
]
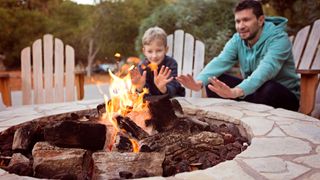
[
  {"xmin": 0, "ymin": 97, "xmax": 319, "ymax": 179},
  {"xmin": 242, "ymin": 157, "xmax": 311, "ymax": 179},
  {"xmin": 238, "ymin": 137, "xmax": 312, "ymax": 157},
  {"xmin": 267, "ymin": 127, "xmax": 286, "ymax": 137},
  {"xmin": 240, "ymin": 116, "xmax": 274, "ymax": 136}
]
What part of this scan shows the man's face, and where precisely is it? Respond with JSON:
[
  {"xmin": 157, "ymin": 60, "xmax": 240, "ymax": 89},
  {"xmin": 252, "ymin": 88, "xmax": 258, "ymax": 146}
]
[
  {"xmin": 235, "ymin": 9, "xmax": 264, "ymax": 41},
  {"xmin": 143, "ymin": 38, "xmax": 168, "ymax": 65}
]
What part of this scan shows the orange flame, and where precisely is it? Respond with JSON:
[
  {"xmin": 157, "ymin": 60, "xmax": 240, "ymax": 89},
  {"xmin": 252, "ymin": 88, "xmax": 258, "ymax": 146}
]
[
  {"xmin": 101, "ymin": 67, "xmax": 149, "ymax": 152},
  {"xmin": 130, "ymin": 138, "xmax": 139, "ymax": 153}
]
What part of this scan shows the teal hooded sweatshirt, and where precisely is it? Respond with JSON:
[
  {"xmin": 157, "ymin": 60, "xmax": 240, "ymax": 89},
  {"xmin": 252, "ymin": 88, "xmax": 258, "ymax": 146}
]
[{"xmin": 196, "ymin": 16, "xmax": 300, "ymax": 99}]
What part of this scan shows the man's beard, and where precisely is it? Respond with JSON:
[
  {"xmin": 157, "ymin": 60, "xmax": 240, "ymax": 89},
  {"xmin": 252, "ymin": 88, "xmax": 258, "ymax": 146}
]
[{"xmin": 243, "ymin": 29, "xmax": 259, "ymax": 41}]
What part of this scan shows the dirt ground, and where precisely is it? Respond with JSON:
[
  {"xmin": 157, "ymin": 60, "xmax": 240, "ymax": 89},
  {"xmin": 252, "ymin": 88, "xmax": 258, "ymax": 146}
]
[{"xmin": 0, "ymin": 71, "xmax": 110, "ymax": 91}]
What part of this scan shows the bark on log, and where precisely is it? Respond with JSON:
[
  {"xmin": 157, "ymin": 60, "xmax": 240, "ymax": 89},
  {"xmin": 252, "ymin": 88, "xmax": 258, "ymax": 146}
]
[
  {"xmin": 12, "ymin": 121, "xmax": 43, "ymax": 152},
  {"xmin": 116, "ymin": 116, "xmax": 149, "ymax": 140},
  {"xmin": 32, "ymin": 142, "xmax": 91, "ymax": 179},
  {"xmin": 6, "ymin": 153, "xmax": 32, "ymax": 176},
  {"xmin": 0, "ymin": 126, "xmax": 19, "ymax": 156},
  {"xmin": 140, "ymin": 131, "xmax": 224, "ymax": 153},
  {"xmin": 92, "ymin": 151, "xmax": 165, "ymax": 179},
  {"xmin": 112, "ymin": 133, "xmax": 134, "ymax": 152},
  {"xmin": 145, "ymin": 95, "xmax": 178, "ymax": 132},
  {"xmin": 140, "ymin": 131, "xmax": 225, "ymax": 176},
  {"xmin": 44, "ymin": 120, "xmax": 106, "ymax": 151}
]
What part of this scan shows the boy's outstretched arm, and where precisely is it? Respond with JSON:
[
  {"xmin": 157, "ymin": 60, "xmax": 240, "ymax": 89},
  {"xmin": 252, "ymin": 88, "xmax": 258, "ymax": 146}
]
[{"xmin": 176, "ymin": 74, "xmax": 202, "ymax": 91}]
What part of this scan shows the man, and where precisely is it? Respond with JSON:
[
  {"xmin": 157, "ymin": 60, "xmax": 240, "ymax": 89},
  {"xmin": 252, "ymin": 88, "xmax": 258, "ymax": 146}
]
[{"xmin": 176, "ymin": 0, "xmax": 300, "ymax": 111}]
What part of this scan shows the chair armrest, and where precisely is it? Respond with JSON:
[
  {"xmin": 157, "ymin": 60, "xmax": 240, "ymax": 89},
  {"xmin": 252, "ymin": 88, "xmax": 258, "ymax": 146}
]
[
  {"xmin": 298, "ymin": 70, "xmax": 320, "ymax": 115},
  {"xmin": 297, "ymin": 69, "xmax": 320, "ymax": 75},
  {"xmin": 0, "ymin": 74, "xmax": 12, "ymax": 107},
  {"xmin": 75, "ymin": 71, "xmax": 85, "ymax": 100}
]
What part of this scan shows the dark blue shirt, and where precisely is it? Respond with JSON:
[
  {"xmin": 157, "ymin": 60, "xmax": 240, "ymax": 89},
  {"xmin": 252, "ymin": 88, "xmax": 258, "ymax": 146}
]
[{"xmin": 137, "ymin": 56, "xmax": 185, "ymax": 98}]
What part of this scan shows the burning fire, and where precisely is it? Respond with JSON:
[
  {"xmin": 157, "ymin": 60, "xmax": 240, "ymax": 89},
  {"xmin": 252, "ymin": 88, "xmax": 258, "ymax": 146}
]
[
  {"xmin": 130, "ymin": 138, "xmax": 140, "ymax": 153},
  {"xmin": 101, "ymin": 66, "xmax": 149, "ymax": 152}
]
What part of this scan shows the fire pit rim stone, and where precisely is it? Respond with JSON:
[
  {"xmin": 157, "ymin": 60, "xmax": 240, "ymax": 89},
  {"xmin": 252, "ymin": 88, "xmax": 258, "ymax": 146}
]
[{"xmin": 1, "ymin": 98, "xmax": 320, "ymax": 180}]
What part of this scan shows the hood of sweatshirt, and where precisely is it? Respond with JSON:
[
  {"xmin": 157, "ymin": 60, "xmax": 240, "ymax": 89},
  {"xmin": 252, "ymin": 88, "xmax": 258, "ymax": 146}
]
[{"xmin": 249, "ymin": 16, "xmax": 288, "ymax": 49}]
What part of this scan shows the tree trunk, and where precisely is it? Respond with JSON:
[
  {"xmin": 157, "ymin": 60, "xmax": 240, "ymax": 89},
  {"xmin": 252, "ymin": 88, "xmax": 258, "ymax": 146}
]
[{"xmin": 86, "ymin": 38, "xmax": 100, "ymax": 77}]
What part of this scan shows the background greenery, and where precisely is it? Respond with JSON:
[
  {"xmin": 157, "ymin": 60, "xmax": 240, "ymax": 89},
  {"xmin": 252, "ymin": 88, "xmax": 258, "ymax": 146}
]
[{"xmin": 0, "ymin": 0, "xmax": 319, "ymax": 71}]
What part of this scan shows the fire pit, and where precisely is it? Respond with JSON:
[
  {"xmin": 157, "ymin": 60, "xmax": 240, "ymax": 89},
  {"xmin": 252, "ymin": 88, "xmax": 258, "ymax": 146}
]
[
  {"xmin": 0, "ymin": 95, "xmax": 249, "ymax": 179},
  {"xmin": 1, "ymin": 97, "xmax": 320, "ymax": 179}
]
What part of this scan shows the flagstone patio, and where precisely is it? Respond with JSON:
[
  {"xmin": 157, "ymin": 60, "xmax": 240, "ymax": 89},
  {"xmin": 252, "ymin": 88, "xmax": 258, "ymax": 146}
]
[{"xmin": 0, "ymin": 98, "xmax": 319, "ymax": 179}]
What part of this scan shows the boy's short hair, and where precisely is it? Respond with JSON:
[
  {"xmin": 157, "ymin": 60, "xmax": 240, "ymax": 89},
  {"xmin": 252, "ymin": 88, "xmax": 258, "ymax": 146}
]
[
  {"xmin": 142, "ymin": 26, "xmax": 167, "ymax": 46},
  {"xmin": 234, "ymin": 0, "xmax": 264, "ymax": 18}
]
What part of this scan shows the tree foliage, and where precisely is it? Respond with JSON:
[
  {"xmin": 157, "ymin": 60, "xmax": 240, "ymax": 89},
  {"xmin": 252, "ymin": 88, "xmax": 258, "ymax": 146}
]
[
  {"xmin": 0, "ymin": 0, "xmax": 94, "ymax": 69},
  {"xmin": 1, "ymin": 0, "xmax": 319, "ymax": 70},
  {"xmin": 0, "ymin": 0, "xmax": 167, "ymax": 70},
  {"xmin": 49, "ymin": 1, "xmax": 94, "ymax": 65},
  {"xmin": 262, "ymin": 0, "xmax": 320, "ymax": 34},
  {"xmin": 91, "ymin": 0, "xmax": 167, "ymax": 62},
  {"xmin": 0, "ymin": 4, "xmax": 52, "ymax": 68}
]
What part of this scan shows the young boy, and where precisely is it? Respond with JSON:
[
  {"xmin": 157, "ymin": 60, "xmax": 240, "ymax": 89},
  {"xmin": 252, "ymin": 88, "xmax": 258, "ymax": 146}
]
[{"xmin": 130, "ymin": 26, "xmax": 185, "ymax": 97}]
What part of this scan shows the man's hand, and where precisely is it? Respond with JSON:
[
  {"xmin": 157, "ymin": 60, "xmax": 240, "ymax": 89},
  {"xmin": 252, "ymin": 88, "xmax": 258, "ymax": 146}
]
[
  {"xmin": 154, "ymin": 66, "xmax": 173, "ymax": 93},
  {"xmin": 130, "ymin": 68, "xmax": 146, "ymax": 92},
  {"xmin": 176, "ymin": 74, "xmax": 202, "ymax": 91},
  {"xmin": 208, "ymin": 76, "xmax": 244, "ymax": 99}
]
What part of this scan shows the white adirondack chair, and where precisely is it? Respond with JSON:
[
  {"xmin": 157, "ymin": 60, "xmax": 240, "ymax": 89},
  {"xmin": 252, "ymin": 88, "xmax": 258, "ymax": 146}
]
[
  {"xmin": 21, "ymin": 34, "xmax": 84, "ymax": 105},
  {"xmin": 167, "ymin": 30, "xmax": 205, "ymax": 97}
]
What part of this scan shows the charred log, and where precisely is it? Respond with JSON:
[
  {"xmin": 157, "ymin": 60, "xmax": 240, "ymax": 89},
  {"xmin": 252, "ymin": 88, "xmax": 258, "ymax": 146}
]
[
  {"xmin": 144, "ymin": 95, "xmax": 178, "ymax": 132},
  {"xmin": 116, "ymin": 116, "xmax": 149, "ymax": 140},
  {"xmin": 5, "ymin": 153, "xmax": 33, "ymax": 176},
  {"xmin": 184, "ymin": 117, "xmax": 209, "ymax": 130},
  {"xmin": 32, "ymin": 142, "xmax": 92, "ymax": 180},
  {"xmin": 92, "ymin": 152, "xmax": 164, "ymax": 179},
  {"xmin": 44, "ymin": 120, "xmax": 106, "ymax": 151},
  {"xmin": 12, "ymin": 121, "xmax": 44, "ymax": 152},
  {"xmin": 97, "ymin": 103, "xmax": 106, "ymax": 116},
  {"xmin": 112, "ymin": 133, "xmax": 134, "ymax": 152},
  {"xmin": 0, "ymin": 126, "xmax": 18, "ymax": 156},
  {"xmin": 140, "ymin": 131, "xmax": 225, "ymax": 177},
  {"xmin": 170, "ymin": 98, "xmax": 184, "ymax": 116},
  {"xmin": 139, "ymin": 118, "xmax": 248, "ymax": 177},
  {"xmin": 0, "ymin": 156, "xmax": 11, "ymax": 168},
  {"xmin": 1, "ymin": 110, "xmax": 99, "ymax": 157},
  {"xmin": 119, "ymin": 171, "xmax": 133, "ymax": 179}
]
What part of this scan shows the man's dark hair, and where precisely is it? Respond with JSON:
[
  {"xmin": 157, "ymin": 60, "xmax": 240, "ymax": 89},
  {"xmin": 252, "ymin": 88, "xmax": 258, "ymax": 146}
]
[{"xmin": 234, "ymin": 0, "xmax": 264, "ymax": 18}]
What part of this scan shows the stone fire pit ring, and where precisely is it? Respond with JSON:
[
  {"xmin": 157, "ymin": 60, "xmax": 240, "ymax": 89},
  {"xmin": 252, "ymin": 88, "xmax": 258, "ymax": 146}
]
[{"xmin": 0, "ymin": 97, "xmax": 319, "ymax": 179}]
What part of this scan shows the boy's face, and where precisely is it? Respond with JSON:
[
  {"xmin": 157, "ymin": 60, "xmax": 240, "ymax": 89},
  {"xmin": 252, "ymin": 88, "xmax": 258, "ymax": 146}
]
[{"xmin": 143, "ymin": 38, "xmax": 168, "ymax": 65}]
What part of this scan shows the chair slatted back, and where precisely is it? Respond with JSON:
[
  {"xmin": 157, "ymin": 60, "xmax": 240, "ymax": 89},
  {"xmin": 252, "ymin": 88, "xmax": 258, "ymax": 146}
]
[
  {"xmin": 292, "ymin": 20, "xmax": 320, "ymax": 71},
  {"xmin": 21, "ymin": 34, "xmax": 77, "ymax": 105},
  {"xmin": 167, "ymin": 30, "xmax": 205, "ymax": 97}
]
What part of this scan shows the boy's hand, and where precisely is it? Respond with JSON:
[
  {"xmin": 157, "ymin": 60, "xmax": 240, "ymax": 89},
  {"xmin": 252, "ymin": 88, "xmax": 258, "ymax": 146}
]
[
  {"xmin": 154, "ymin": 66, "xmax": 173, "ymax": 94},
  {"xmin": 176, "ymin": 74, "xmax": 202, "ymax": 91},
  {"xmin": 130, "ymin": 68, "xmax": 146, "ymax": 92}
]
